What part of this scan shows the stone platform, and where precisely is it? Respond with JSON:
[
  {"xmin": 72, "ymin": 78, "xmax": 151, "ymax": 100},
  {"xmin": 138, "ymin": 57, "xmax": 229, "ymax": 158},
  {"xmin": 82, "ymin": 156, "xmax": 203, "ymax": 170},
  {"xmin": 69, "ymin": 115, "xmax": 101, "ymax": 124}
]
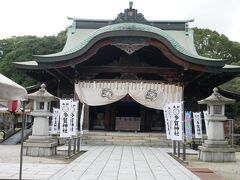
[
  {"xmin": 23, "ymin": 135, "xmax": 57, "ymax": 157},
  {"xmin": 198, "ymin": 140, "xmax": 236, "ymax": 162}
]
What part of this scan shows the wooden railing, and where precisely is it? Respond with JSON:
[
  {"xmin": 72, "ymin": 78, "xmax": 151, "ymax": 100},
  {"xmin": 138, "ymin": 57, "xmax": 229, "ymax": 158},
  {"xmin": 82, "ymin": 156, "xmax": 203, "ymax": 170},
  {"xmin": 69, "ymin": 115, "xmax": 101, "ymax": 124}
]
[{"xmin": 115, "ymin": 117, "xmax": 141, "ymax": 131}]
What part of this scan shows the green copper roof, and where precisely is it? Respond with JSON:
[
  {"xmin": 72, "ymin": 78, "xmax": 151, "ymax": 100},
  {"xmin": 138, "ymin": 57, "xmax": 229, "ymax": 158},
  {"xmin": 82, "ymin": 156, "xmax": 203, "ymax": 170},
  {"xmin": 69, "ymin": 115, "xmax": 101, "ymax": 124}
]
[{"xmin": 35, "ymin": 22, "xmax": 222, "ymax": 62}]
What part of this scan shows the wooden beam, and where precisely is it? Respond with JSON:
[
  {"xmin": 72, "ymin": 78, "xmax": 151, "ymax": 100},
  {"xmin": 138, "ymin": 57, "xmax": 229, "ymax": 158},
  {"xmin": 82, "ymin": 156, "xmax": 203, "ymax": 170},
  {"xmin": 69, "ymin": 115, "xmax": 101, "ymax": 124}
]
[
  {"xmin": 46, "ymin": 70, "xmax": 60, "ymax": 81},
  {"xmin": 184, "ymin": 72, "xmax": 205, "ymax": 87},
  {"xmin": 54, "ymin": 69, "xmax": 74, "ymax": 85},
  {"xmin": 76, "ymin": 66, "xmax": 179, "ymax": 76},
  {"xmin": 150, "ymin": 40, "xmax": 208, "ymax": 72}
]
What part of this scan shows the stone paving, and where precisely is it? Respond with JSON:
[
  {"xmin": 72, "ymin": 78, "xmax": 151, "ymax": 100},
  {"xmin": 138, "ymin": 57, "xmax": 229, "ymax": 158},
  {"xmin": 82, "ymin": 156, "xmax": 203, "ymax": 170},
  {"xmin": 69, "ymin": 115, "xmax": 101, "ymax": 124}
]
[
  {"xmin": 49, "ymin": 146, "xmax": 200, "ymax": 180},
  {"xmin": 0, "ymin": 146, "xmax": 200, "ymax": 180},
  {"xmin": 0, "ymin": 163, "xmax": 65, "ymax": 179}
]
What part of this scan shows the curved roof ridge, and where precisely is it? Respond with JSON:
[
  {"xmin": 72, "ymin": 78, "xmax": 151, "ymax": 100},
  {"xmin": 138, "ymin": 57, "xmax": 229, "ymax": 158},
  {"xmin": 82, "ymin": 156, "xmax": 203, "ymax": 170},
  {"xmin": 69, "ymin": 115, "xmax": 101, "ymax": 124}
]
[
  {"xmin": 67, "ymin": 17, "xmax": 194, "ymax": 23},
  {"xmin": 34, "ymin": 22, "xmax": 224, "ymax": 62}
]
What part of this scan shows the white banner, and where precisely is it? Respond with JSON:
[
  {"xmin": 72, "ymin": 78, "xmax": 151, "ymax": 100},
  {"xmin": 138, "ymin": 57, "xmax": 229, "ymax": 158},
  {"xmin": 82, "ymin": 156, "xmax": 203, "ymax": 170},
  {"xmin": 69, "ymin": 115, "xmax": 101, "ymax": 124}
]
[
  {"xmin": 69, "ymin": 101, "xmax": 79, "ymax": 136},
  {"xmin": 171, "ymin": 102, "xmax": 183, "ymax": 141},
  {"xmin": 75, "ymin": 81, "xmax": 182, "ymax": 110},
  {"xmin": 80, "ymin": 104, "xmax": 85, "ymax": 135},
  {"xmin": 203, "ymin": 111, "xmax": 209, "ymax": 136},
  {"xmin": 163, "ymin": 106, "xmax": 171, "ymax": 139},
  {"xmin": 60, "ymin": 100, "xmax": 72, "ymax": 138},
  {"xmin": 51, "ymin": 108, "xmax": 60, "ymax": 134},
  {"xmin": 193, "ymin": 112, "xmax": 203, "ymax": 138}
]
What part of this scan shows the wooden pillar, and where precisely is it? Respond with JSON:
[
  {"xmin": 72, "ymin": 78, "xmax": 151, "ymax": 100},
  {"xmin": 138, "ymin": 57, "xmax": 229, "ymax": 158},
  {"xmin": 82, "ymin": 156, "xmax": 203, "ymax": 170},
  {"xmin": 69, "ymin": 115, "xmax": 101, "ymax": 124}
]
[
  {"xmin": 140, "ymin": 106, "xmax": 145, "ymax": 132},
  {"xmin": 197, "ymin": 82, "xmax": 201, "ymax": 111},
  {"xmin": 147, "ymin": 109, "xmax": 152, "ymax": 132},
  {"xmin": 57, "ymin": 79, "xmax": 61, "ymax": 98},
  {"xmin": 83, "ymin": 104, "xmax": 89, "ymax": 130},
  {"xmin": 110, "ymin": 105, "xmax": 116, "ymax": 131},
  {"xmin": 104, "ymin": 105, "xmax": 110, "ymax": 131}
]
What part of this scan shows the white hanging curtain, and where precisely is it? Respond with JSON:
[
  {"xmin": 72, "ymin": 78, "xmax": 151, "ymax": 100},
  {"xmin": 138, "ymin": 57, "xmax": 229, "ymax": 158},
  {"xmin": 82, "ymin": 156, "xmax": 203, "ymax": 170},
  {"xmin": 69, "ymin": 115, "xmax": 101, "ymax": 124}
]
[
  {"xmin": 75, "ymin": 81, "xmax": 183, "ymax": 110},
  {"xmin": 128, "ymin": 83, "xmax": 182, "ymax": 110},
  {"xmin": 75, "ymin": 82, "xmax": 128, "ymax": 106}
]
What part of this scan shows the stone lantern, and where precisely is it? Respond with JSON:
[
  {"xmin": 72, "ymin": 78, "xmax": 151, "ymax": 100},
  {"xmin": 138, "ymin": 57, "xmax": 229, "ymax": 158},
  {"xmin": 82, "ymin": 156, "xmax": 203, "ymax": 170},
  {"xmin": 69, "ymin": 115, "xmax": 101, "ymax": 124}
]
[
  {"xmin": 198, "ymin": 87, "xmax": 236, "ymax": 162},
  {"xmin": 23, "ymin": 84, "xmax": 59, "ymax": 156}
]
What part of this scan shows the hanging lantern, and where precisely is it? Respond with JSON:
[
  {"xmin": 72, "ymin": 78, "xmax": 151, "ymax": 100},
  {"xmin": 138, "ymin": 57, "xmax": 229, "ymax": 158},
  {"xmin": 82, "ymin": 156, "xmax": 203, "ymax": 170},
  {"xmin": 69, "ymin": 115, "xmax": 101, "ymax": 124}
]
[{"xmin": 8, "ymin": 100, "xmax": 21, "ymax": 112}]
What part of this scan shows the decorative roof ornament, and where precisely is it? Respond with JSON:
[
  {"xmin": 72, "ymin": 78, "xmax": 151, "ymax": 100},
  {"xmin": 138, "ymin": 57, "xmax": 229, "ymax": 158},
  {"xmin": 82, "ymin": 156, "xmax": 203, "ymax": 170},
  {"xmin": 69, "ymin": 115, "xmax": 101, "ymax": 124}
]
[
  {"xmin": 113, "ymin": 1, "xmax": 149, "ymax": 24},
  {"xmin": 28, "ymin": 83, "xmax": 59, "ymax": 101},
  {"xmin": 113, "ymin": 43, "xmax": 148, "ymax": 54},
  {"xmin": 129, "ymin": 1, "xmax": 133, "ymax": 10},
  {"xmin": 198, "ymin": 87, "xmax": 235, "ymax": 105}
]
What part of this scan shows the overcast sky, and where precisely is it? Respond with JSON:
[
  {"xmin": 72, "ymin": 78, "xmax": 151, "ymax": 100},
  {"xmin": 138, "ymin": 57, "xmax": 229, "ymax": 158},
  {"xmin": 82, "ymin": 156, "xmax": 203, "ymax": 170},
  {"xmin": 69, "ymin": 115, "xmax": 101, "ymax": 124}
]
[{"xmin": 0, "ymin": 0, "xmax": 239, "ymax": 42}]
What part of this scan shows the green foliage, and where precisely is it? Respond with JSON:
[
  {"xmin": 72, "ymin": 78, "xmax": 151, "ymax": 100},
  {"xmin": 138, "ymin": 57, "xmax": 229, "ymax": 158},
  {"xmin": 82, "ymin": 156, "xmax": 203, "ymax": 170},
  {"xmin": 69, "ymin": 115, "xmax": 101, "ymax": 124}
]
[
  {"xmin": 220, "ymin": 77, "xmax": 240, "ymax": 93},
  {"xmin": 193, "ymin": 28, "xmax": 240, "ymax": 62},
  {"xmin": 0, "ymin": 31, "xmax": 66, "ymax": 87},
  {"xmin": 193, "ymin": 28, "xmax": 240, "ymax": 94},
  {"xmin": 193, "ymin": 28, "xmax": 240, "ymax": 125}
]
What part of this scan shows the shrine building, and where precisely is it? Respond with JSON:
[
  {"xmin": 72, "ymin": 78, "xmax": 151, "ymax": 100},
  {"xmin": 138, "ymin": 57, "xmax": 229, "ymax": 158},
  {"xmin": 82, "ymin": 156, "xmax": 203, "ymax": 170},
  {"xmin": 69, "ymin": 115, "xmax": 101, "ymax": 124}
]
[{"xmin": 14, "ymin": 3, "xmax": 240, "ymax": 133}]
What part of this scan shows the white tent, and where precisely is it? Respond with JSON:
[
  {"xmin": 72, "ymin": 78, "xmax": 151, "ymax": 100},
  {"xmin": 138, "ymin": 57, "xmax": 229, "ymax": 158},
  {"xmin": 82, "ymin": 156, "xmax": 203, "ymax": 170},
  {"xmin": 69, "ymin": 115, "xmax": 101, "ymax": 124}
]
[
  {"xmin": 0, "ymin": 73, "xmax": 27, "ymax": 179},
  {"xmin": 0, "ymin": 73, "xmax": 27, "ymax": 100}
]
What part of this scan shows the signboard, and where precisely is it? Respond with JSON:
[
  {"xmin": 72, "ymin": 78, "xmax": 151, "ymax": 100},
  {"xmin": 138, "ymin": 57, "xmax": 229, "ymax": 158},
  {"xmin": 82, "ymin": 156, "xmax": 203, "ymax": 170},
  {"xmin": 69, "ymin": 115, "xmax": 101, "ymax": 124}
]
[
  {"xmin": 203, "ymin": 110, "xmax": 209, "ymax": 136},
  {"xmin": 51, "ymin": 108, "xmax": 60, "ymax": 134},
  {"xmin": 193, "ymin": 112, "xmax": 203, "ymax": 138},
  {"xmin": 163, "ymin": 106, "xmax": 171, "ymax": 139},
  {"xmin": 69, "ymin": 101, "xmax": 79, "ymax": 136},
  {"xmin": 171, "ymin": 102, "xmax": 183, "ymax": 141},
  {"xmin": 80, "ymin": 104, "xmax": 85, "ymax": 135},
  {"xmin": 185, "ymin": 111, "xmax": 192, "ymax": 141},
  {"xmin": 60, "ymin": 100, "xmax": 71, "ymax": 138}
]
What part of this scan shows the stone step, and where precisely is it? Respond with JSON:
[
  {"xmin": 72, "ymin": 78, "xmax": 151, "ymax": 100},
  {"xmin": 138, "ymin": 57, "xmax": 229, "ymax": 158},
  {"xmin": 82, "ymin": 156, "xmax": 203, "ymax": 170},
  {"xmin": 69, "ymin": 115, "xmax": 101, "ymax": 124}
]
[
  {"xmin": 83, "ymin": 135, "xmax": 169, "ymax": 141},
  {"xmin": 82, "ymin": 131, "xmax": 172, "ymax": 147}
]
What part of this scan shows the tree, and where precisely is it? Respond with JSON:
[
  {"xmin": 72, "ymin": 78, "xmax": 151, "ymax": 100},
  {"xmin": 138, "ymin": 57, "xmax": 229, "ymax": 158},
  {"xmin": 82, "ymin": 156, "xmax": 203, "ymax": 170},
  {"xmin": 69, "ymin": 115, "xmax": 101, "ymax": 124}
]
[
  {"xmin": 193, "ymin": 28, "xmax": 240, "ymax": 93},
  {"xmin": 0, "ymin": 30, "xmax": 66, "ymax": 87},
  {"xmin": 193, "ymin": 28, "xmax": 240, "ymax": 62}
]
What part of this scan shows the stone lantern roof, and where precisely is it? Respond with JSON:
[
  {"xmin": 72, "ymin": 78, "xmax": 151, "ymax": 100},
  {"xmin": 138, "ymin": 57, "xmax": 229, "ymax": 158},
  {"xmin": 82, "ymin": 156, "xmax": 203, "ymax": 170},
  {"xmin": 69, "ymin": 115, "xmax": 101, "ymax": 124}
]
[
  {"xmin": 198, "ymin": 87, "xmax": 235, "ymax": 105},
  {"xmin": 27, "ymin": 84, "xmax": 59, "ymax": 101}
]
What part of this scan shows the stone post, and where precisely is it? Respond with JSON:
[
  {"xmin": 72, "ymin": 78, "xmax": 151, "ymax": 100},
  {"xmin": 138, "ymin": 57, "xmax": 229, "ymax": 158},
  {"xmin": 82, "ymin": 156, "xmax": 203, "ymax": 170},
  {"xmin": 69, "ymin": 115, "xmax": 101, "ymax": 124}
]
[
  {"xmin": 198, "ymin": 88, "xmax": 236, "ymax": 162},
  {"xmin": 23, "ymin": 84, "xmax": 59, "ymax": 157}
]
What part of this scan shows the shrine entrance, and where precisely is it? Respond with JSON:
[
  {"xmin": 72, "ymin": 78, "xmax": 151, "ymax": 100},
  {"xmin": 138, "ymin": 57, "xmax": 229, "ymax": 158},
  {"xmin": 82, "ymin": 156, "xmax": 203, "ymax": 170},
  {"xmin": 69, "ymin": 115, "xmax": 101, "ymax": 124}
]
[
  {"xmin": 89, "ymin": 96, "xmax": 165, "ymax": 132},
  {"xmin": 76, "ymin": 81, "xmax": 181, "ymax": 132}
]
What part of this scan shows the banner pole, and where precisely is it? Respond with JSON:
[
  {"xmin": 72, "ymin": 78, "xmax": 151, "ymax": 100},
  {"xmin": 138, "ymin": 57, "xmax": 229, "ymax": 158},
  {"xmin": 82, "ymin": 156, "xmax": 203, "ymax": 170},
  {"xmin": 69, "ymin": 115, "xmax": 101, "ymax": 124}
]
[
  {"xmin": 182, "ymin": 84, "xmax": 186, "ymax": 161},
  {"xmin": 19, "ymin": 101, "xmax": 26, "ymax": 180},
  {"xmin": 173, "ymin": 141, "xmax": 176, "ymax": 155},
  {"xmin": 68, "ymin": 138, "xmax": 71, "ymax": 157},
  {"xmin": 77, "ymin": 135, "xmax": 80, "ymax": 152},
  {"xmin": 80, "ymin": 134, "xmax": 82, "ymax": 152},
  {"xmin": 73, "ymin": 137, "xmax": 76, "ymax": 154}
]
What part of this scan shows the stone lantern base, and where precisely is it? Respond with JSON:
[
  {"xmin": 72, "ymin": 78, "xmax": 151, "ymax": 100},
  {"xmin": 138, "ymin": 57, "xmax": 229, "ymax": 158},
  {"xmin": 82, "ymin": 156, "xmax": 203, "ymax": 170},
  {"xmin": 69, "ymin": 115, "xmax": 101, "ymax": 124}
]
[
  {"xmin": 23, "ymin": 136, "xmax": 57, "ymax": 157},
  {"xmin": 198, "ymin": 140, "xmax": 236, "ymax": 162}
]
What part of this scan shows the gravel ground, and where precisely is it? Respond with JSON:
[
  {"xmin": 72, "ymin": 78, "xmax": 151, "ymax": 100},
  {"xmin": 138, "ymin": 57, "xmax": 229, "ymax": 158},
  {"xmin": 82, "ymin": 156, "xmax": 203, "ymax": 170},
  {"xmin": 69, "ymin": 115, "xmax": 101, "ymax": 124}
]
[{"xmin": 186, "ymin": 152, "xmax": 240, "ymax": 180}]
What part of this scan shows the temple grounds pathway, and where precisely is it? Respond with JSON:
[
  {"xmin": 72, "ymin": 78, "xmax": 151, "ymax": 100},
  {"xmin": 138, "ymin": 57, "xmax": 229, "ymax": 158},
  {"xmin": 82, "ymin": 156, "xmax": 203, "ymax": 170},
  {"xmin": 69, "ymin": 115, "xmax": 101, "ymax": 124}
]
[
  {"xmin": 0, "ymin": 145, "xmax": 200, "ymax": 180},
  {"xmin": 2, "ymin": 145, "xmax": 240, "ymax": 180}
]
